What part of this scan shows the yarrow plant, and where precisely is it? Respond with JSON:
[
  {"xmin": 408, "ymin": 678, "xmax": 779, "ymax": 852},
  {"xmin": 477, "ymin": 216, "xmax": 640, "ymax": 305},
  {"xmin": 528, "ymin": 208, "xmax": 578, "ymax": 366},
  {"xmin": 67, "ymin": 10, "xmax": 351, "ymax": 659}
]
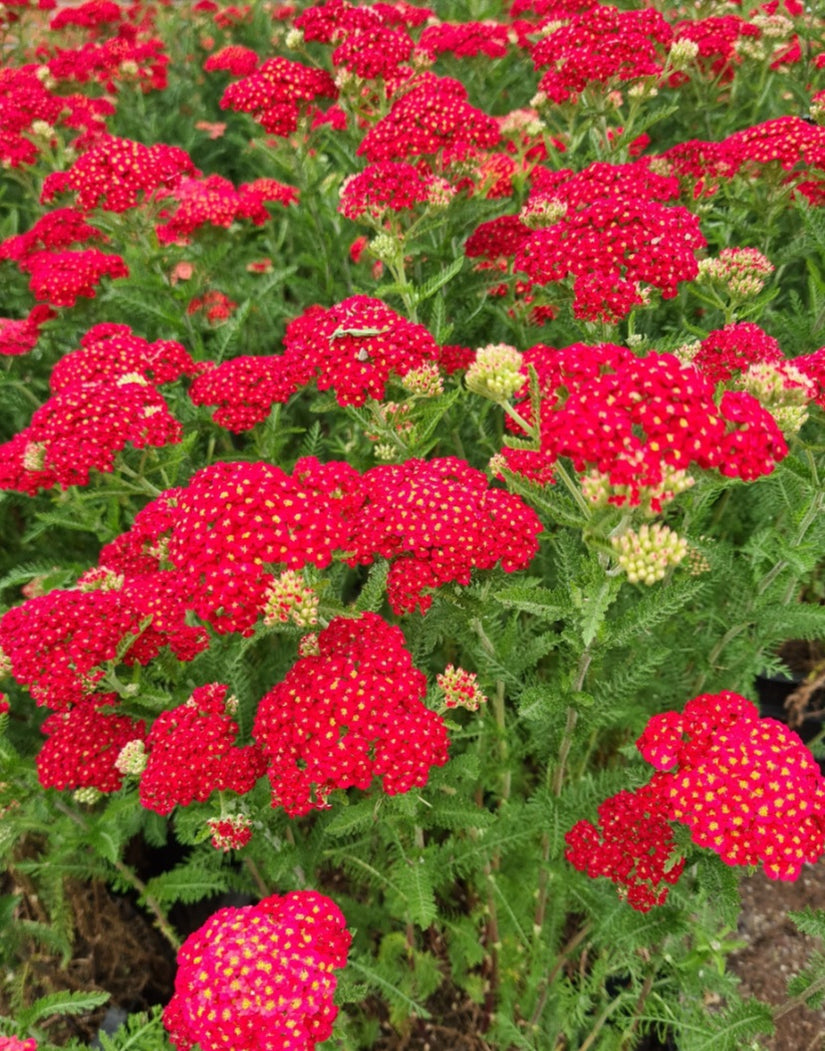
[{"xmin": 4, "ymin": 2, "xmax": 825, "ymax": 1050}]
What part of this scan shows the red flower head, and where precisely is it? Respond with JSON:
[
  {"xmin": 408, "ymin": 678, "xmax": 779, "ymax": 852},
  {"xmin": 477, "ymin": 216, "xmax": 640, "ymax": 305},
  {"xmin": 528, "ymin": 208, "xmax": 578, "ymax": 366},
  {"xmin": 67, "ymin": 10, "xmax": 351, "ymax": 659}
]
[
  {"xmin": 20, "ymin": 248, "xmax": 128, "ymax": 307},
  {"xmin": 514, "ymin": 196, "xmax": 705, "ymax": 323},
  {"xmin": 339, "ymin": 161, "xmax": 451, "ymax": 220},
  {"xmin": 0, "ymin": 376, "xmax": 182, "ymax": 495},
  {"xmin": 692, "ymin": 322, "xmax": 783, "ymax": 384},
  {"xmin": 204, "ymin": 45, "xmax": 259, "ymax": 76},
  {"xmin": 282, "ymin": 295, "xmax": 440, "ymax": 406},
  {"xmin": 41, "ymin": 135, "xmax": 195, "ymax": 213},
  {"xmin": 531, "ymin": 4, "xmax": 672, "ymax": 104},
  {"xmin": 346, "ymin": 457, "xmax": 543, "ymax": 613},
  {"xmin": 37, "ymin": 694, "xmax": 146, "ymax": 794},
  {"xmin": 565, "ymin": 782, "xmax": 685, "ymax": 912},
  {"xmin": 139, "ymin": 683, "xmax": 266, "ymax": 815},
  {"xmin": 357, "ymin": 73, "xmax": 499, "ymax": 165},
  {"xmin": 0, "ymin": 306, "xmax": 54, "ymax": 357},
  {"xmin": 219, "ymin": 56, "xmax": 337, "ymax": 136},
  {"xmin": 253, "ymin": 613, "xmax": 449, "ymax": 816},
  {"xmin": 163, "ymin": 891, "xmax": 351, "ymax": 1051},
  {"xmin": 50, "ymin": 323, "xmax": 195, "ymax": 389},
  {"xmin": 189, "ymin": 355, "xmax": 301, "ymax": 432},
  {"xmin": 637, "ymin": 691, "xmax": 825, "ymax": 880}
]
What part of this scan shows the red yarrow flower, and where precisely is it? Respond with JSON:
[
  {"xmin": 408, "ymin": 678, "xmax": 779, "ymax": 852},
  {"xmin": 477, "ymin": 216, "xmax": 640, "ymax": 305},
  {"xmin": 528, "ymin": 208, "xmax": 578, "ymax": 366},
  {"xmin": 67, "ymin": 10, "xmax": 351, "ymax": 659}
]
[
  {"xmin": 637, "ymin": 691, "xmax": 825, "ymax": 880},
  {"xmin": 139, "ymin": 684, "xmax": 266, "ymax": 815},
  {"xmin": 164, "ymin": 891, "xmax": 350, "ymax": 1051},
  {"xmin": 565, "ymin": 782, "xmax": 685, "ymax": 912},
  {"xmin": 531, "ymin": 4, "xmax": 673, "ymax": 104},
  {"xmin": 253, "ymin": 613, "xmax": 449, "ymax": 816},
  {"xmin": 219, "ymin": 56, "xmax": 337, "ymax": 137},
  {"xmin": 37, "ymin": 694, "xmax": 146, "ymax": 794},
  {"xmin": 0, "ymin": 376, "xmax": 182, "ymax": 495},
  {"xmin": 357, "ymin": 73, "xmax": 499, "ymax": 165},
  {"xmin": 346, "ymin": 457, "xmax": 543, "ymax": 613},
  {"xmin": 41, "ymin": 135, "xmax": 195, "ymax": 213},
  {"xmin": 0, "ymin": 306, "xmax": 54, "ymax": 357},
  {"xmin": 20, "ymin": 248, "xmax": 128, "ymax": 307},
  {"xmin": 281, "ymin": 295, "xmax": 440, "ymax": 406}
]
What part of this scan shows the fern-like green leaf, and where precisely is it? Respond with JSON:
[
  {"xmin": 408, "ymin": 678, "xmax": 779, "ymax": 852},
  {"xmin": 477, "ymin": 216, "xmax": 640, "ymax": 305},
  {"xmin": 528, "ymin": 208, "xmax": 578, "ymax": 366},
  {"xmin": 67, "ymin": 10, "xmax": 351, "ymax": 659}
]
[{"xmin": 16, "ymin": 990, "xmax": 111, "ymax": 1029}]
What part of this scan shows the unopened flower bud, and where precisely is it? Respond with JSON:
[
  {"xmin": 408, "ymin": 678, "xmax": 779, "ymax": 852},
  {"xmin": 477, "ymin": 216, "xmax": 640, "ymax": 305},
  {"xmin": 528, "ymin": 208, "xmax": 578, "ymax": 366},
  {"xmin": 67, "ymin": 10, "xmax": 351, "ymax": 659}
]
[
  {"xmin": 402, "ymin": 362, "xmax": 444, "ymax": 397},
  {"xmin": 436, "ymin": 665, "xmax": 488, "ymax": 711},
  {"xmin": 207, "ymin": 814, "xmax": 253, "ymax": 852},
  {"xmin": 115, "ymin": 739, "xmax": 148, "ymax": 776},
  {"xmin": 466, "ymin": 343, "xmax": 525, "ymax": 402},
  {"xmin": 73, "ymin": 786, "xmax": 103, "ymax": 805},
  {"xmin": 262, "ymin": 570, "xmax": 319, "ymax": 628},
  {"xmin": 611, "ymin": 523, "xmax": 688, "ymax": 585},
  {"xmin": 668, "ymin": 38, "xmax": 699, "ymax": 69}
]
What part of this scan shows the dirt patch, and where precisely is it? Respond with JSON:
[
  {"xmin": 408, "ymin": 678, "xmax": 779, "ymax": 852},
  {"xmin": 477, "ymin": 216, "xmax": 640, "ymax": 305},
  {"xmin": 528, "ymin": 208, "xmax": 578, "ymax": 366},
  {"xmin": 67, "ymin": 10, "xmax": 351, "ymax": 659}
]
[{"xmin": 730, "ymin": 866, "xmax": 825, "ymax": 1051}]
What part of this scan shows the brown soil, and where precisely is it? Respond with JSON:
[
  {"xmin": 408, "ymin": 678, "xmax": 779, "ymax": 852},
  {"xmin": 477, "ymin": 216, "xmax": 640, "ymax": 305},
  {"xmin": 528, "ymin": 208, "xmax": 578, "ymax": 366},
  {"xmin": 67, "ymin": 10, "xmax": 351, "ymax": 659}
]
[{"xmin": 729, "ymin": 866, "xmax": 825, "ymax": 1051}]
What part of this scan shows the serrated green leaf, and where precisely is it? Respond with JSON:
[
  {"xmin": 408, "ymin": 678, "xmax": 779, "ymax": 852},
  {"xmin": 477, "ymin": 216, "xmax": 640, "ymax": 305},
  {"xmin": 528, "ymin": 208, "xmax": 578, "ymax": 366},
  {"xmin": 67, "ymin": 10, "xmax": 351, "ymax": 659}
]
[
  {"xmin": 16, "ymin": 990, "xmax": 110, "ymax": 1028},
  {"xmin": 394, "ymin": 853, "xmax": 437, "ymax": 929},
  {"xmin": 494, "ymin": 584, "xmax": 569, "ymax": 620}
]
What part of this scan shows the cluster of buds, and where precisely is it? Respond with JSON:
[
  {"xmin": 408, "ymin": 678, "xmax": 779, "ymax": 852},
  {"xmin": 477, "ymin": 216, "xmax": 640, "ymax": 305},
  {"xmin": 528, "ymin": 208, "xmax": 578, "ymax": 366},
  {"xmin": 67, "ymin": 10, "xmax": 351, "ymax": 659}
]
[
  {"xmin": 115, "ymin": 738, "xmax": 148, "ymax": 777},
  {"xmin": 520, "ymin": 198, "xmax": 567, "ymax": 229},
  {"xmin": 401, "ymin": 362, "xmax": 444, "ymax": 397},
  {"xmin": 611, "ymin": 523, "xmax": 688, "ymax": 585},
  {"xmin": 664, "ymin": 37, "xmax": 697, "ymax": 69},
  {"xmin": 436, "ymin": 665, "xmax": 488, "ymax": 711},
  {"xmin": 697, "ymin": 247, "xmax": 774, "ymax": 300},
  {"xmin": 206, "ymin": 814, "xmax": 253, "ymax": 852},
  {"xmin": 580, "ymin": 462, "xmax": 694, "ymax": 515},
  {"xmin": 738, "ymin": 362, "xmax": 814, "ymax": 436},
  {"xmin": 465, "ymin": 343, "xmax": 525, "ymax": 402},
  {"xmin": 262, "ymin": 570, "xmax": 319, "ymax": 628}
]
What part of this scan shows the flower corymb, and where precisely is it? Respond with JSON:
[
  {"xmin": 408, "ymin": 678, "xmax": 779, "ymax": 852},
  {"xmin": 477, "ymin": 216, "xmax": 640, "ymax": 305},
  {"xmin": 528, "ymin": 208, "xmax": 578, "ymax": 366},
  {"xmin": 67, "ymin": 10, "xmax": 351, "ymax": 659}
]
[{"xmin": 163, "ymin": 891, "xmax": 351, "ymax": 1051}]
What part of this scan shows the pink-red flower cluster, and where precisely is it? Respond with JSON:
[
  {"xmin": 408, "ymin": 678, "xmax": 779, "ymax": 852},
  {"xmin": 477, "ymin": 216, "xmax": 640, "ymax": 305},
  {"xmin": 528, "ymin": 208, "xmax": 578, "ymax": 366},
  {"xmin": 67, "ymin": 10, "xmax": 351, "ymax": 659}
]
[
  {"xmin": 155, "ymin": 173, "xmax": 297, "ymax": 243},
  {"xmin": 253, "ymin": 613, "xmax": 449, "ymax": 815},
  {"xmin": 339, "ymin": 161, "xmax": 450, "ymax": 220},
  {"xmin": 281, "ymin": 295, "xmax": 440, "ymax": 405},
  {"xmin": 0, "ymin": 306, "xmax": 54, "ymax": 356},
  {"xmin": 37, "ymin": 694, "xmax": 146, "ymax": 793},
  {"xmin": 0, "ymin": 580, "xmax": 207, "ymax": 711},
  {"xmin": 637, "ymin": 692, "xmax": 825, "ymax": 880},
  {"xmin": 417, "ymin": 20, "xmax": 513, "ymax": 60},
  {"xmin": 357, "ymin": 73, "xmax": 499, "ymax": 165},
  {"xmin": 0, "ymin": 374, "xmax": 181, "ymax": 494},
  {"xmin": 139, "ymin": 683, "xmax": 266, "ymax": 815},
  {"xmin": 41, "ymin": 135, "xmax": 195, "ymax": 213},
  {"xmin": 219, "ymin": 56, "xmax": 337, "ymax": 136},
  {"xmin": 49, "ymin": 322, "xmax": 195, "ymax": 389},
  {"xmin": 499, "ymin": 342, "xmax": 788, "ymax": 504},
  {"xmin": 344, "ymin": 457, "xmax": 542, "ymax": 613},
  {"xmin": 530, "ymin": 4, "xmax": 673, "ymax": 104},
  {"xmin": 203, "ymin": 45, "xmax": 259, "ymax": 76},
  {"xmin": 189, "ymin": 355, "xmax": 299, "ymax": 431},
  {"xmin": 565, "ymin": 782, "xmax": 685, "ymax": 912},
  {"xmin": 514, "ymin": 196, "xmax": 704, "ymax": 322},
  {"xmin": 164, "ymin": 891, "xmax": 351, "ymax": 1051},
  {"xmin": 19, "ymin": 248, "xmax": 128, "ymax": 307}
]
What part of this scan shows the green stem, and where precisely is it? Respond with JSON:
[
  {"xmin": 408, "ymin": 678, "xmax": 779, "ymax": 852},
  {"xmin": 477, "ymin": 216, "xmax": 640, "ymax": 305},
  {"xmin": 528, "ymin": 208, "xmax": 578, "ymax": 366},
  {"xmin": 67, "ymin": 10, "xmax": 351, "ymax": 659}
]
[{"xmin": 54, "ymin": 800, "xmax": 181, "ymax": 951}]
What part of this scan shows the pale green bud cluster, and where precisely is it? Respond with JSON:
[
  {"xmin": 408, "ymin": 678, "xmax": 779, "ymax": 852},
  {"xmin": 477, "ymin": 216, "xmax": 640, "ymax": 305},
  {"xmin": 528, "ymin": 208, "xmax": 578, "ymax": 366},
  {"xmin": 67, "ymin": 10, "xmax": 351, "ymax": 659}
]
[
  {"xmin": 368, "ymin": 232, "xmax": 397, "ymax": 264},
  {"xmin": 402, "ymin": 362, "xmax": 444, "ymax": 397},
  {"xmin": 73, "ymin": 787, "xmax": 103, "ymax": 805},
  {"xmin": 667, "ymin": 38, "xmax": 699, "ymax": 70},
  {"xmin": 581, "ymin": 465, "xmax": 694, "ymax": 515},
  {"xmin": 739, "ymin": 362, "xmax": 813, "ymax": 436},
  {"xmin": 611, "ymin": 523, "xmax": 688, "ymax": 585},
  {"xmin": 22, "ymin": 442, "xmax": 47, "ymax": 472},
  {"xmin": 520, "ymin": 198, "xmax": 567, "ymax": 229},
  {"xmin": 262, "ymin": 570, "xmax": 319, "ymax": 628},
  {"xmin": 466, "ymin": 344, "xmax": 525, "ymax": 402},
  {"xmin": 697, "ymin": 247, "xmax": 774, "ymax": 299},
  {"xmin": 115, "ymin": 739, "xmax": 148, "ymax": 777}
]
